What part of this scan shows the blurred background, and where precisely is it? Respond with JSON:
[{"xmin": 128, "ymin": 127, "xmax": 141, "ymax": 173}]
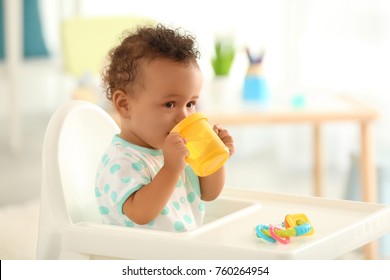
[{"xmin": 1, "ymin": 0, "xmax": 390, "ymax": 259}]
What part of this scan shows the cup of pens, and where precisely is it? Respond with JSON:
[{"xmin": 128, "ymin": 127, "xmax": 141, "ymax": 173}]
[
  {"xmin": 243, "ymin": 48, "xmax": 269, "ymax": 103},
  {"xmin": 171, "ymin": 112, "xmax": 230, "ymax": 177}
]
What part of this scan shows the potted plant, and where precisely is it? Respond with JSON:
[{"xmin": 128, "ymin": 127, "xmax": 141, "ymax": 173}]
[{"xmin": 211, "ymin": 38, "xmax": 235, "ymax": 77}]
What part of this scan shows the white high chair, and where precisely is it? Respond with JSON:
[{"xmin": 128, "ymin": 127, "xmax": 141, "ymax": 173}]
[
  {"xmin": 37, "ymin": 100, "xmax": 390, "ymax": 259},
  {"xmin": 37, "ymin": 100, "xmax": 120, "ymax": 259}
]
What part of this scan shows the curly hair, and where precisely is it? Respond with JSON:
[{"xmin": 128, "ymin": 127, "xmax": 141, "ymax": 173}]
[{"xmin": 102, "ymin": 24, "xmax": 201, "ymax": 101}]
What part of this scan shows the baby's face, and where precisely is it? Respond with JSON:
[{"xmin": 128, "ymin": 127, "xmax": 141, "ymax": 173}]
[{"xmin": 122, "ymin": 59, "xmax": 203, "ymax": 149}]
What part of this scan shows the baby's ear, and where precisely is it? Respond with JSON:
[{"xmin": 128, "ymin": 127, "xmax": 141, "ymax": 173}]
[{"xmin": 112, "ymin": 90, "xmax": 131, "ymax": 118}]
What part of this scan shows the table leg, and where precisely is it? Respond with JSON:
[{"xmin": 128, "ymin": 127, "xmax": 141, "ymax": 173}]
[
  {"xmin": 360, "ymin": 122, "xmax": 377, "ymax": 202},
  {"xmin": 360, "ymin": 121, "xmax": 378, "ymax": 259},
  {"xmin": 313, "ymin": 123, "xmax": 323, "ymax": 196}
]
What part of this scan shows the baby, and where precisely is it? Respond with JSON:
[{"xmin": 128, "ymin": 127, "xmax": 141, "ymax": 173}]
[{"xmin": 95, "ymin": 24, "xmax": 235, "ymax": 232}]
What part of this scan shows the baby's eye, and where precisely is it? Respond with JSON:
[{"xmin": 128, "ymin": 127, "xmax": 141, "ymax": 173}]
[
  {"xmin": 165, "ymin": 102, "xmax": 175, "ymax": 108},
  {"xmin": 187, "ymin": 101, "xmax": 196, "ymax": 108}
]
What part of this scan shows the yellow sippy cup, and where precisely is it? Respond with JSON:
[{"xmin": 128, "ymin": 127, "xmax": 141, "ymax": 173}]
[{"xmin": 171, "ymin": 112, "xmax": 230, "ymax": 177}]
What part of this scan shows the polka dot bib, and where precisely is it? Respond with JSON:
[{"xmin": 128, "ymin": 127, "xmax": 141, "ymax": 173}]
[{"xmin": 95, "ymin": 135, "xmax": 205, "ymax": 232}]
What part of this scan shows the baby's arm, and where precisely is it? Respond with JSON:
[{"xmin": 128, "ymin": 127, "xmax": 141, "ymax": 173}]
[
  {"xmin": 122, "ymin": 132, "xmax": 188, "ymax": 225},
  {"xmin": 199, "ymin": 125, "xmax": 235, "ymax": 201}
]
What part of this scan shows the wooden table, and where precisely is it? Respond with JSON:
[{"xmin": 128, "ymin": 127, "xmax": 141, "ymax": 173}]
[{"xmin": 204, "ymin": 93, "xmax": 380, "ymax": 259}]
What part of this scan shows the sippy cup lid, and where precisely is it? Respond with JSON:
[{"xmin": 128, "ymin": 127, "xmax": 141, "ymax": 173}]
[{"xmin": 171, "ymin": 112, "xmax": 207, "ymax": 133}]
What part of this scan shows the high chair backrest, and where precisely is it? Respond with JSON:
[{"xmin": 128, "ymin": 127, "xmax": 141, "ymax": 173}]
[{"xmin": 37, "ymin": 100, "xmax": 120, "ymax": 259}]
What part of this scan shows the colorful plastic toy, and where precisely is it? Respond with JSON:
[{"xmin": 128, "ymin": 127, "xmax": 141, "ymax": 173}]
[{"xmin": 255, "ymin": 213, "xmax": 314, "ymax": 244}]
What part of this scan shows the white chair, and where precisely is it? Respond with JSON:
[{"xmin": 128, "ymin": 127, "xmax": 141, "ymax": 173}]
[
  {"xmin": 37, "ymin": 100, "xmax": 120, "ymax": 259},
  {"xmin": 37, "ymin": 100, "xmax": 390, "ymax": 260}
]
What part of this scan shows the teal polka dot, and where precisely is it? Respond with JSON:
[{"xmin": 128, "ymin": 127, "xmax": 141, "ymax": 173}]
[
  {"xmin": 99, "ymin": 206, "xmax": 109, "ymax": 215},
  {"xmin": 180, "ymin": 197, "xmax": 185, "ymax": 204},
  {"xmin": 124, "ymin": 152, "xmax": 132, "ymax": 157},
  {"xmin": 111, "ymin": 191, "xmax": 117, "ymax": 202},
  {"xmin": 95, "ymin": 187, "xmax": 101, "ymax": 197},
  {"xmin": 187, "ymin": 192, "xmax": 195, "ymax": 203},
  {"xmin": 147, "ymin": 220, "xmax": 155, "ymax": 227},
  {"xmin": 176, "ymin": 180, "xmax": 182, "ymax": 188},
  {"xmin": 110, "ymin": 163, "xmax": 121, "ymax": 174},
  {"xmin": 120, "ymin": 177, "xmax": 131, "ymax": 183},
  {"xmin": 183, "ymin": 215, "xmax": 192, "ymax": 224},
  {"xmin": 198, "ymin": 202, "xmax": 205, "ymax": 212},
  {"xmin": 161, "ymin": 207, "xmax": 170, "ymax": 215},
  {"xmin": 185, "ymin": 165, "xmax": 201, "ymax": 196},
  {"xmin": 125, "ymin": 220, "xmax": 134, "ymax": 227},
  {"xmin": 102, "ymin": 154, "xmax": 110, "ymax": 167},
  {"xmin": 104, "ymin": 184, "xmax": 110, "ymax": 193},
  {"xmin": 132, "ymin": 162, "xmax": 142, "ymax": 171},
  {"xmin": 193, "ymin": 185, "xmax": 201, "ymax": 197},
  {"xmin": 173, "ymin": 201, "xmax": 180, "ymax": 211},
  {"xmin": 174, "ymin": 221, "xmax": 185, "ymax": 232}
]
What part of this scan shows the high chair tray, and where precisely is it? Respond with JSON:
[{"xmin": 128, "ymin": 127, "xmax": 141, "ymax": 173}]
[{"xmin": 61, "ymin": 188, "xmax": 390, "ymax": 259}]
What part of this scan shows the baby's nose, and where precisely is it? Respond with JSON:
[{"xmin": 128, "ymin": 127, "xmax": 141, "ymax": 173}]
[{"xmin": 175, "ymin": 110, "xmax": 189, "ymax": 124}]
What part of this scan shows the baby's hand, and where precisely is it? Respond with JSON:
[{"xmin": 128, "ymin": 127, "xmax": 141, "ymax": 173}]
[
  {"xmin": 163, "ymin": 132, "xmax": 189, "ymax": 173},
  {"xmin": 213, "ymin": 124, "xmax": 235, "ymax": 156}
]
